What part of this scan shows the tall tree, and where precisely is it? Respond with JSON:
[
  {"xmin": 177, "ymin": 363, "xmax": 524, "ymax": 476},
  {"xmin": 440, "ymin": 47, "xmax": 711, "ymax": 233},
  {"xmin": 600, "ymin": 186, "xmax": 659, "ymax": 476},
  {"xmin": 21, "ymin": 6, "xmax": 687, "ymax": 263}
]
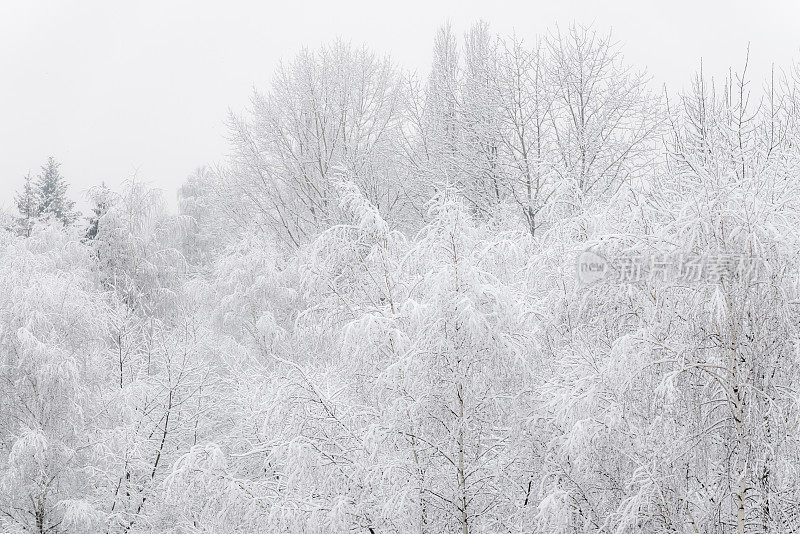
[
  {"xmin": 546, "ymin": 25, "xmax": 659, "ymax": 202},
  {"xmin": 35, "ymin": 156, "xmax": 77, "ymax": 225},
  {"xmin": 223, "ymin": 41, "xmax": 408, "ymax": 246},
  {"xmin": 13, "ymin": 172, "xmax": 38, "ymax": 237},
  {"xmin": 0, "ymin": 224, "xmax": 112, "ymax": 533},
  {"xmin": 496, "ymin": 35, "xmax": 556, "ymax": 236}
]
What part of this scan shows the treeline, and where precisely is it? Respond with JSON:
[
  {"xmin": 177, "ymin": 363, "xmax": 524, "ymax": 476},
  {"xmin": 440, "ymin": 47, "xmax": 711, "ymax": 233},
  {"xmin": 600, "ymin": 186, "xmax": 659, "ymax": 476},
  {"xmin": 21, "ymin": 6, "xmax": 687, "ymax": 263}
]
[
  {"xmin": 218, "ymin": 24, "xmax": 658, "ymax": 244},
  {"xmin": 3, "ymin": 23, "xmax": 800, "ymax": 534}
]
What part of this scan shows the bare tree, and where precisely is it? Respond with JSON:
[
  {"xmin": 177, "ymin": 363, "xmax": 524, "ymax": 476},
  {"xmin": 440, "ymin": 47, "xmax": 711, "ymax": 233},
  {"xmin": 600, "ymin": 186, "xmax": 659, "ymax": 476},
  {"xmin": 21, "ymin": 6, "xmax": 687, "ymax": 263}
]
[
  {"xmin": 223, "ymin": 41, "xmax": 408, "ymax": 246},
  {"xmin": 546, "ymin": 25, "xmax": 659, "ymax": 203}
]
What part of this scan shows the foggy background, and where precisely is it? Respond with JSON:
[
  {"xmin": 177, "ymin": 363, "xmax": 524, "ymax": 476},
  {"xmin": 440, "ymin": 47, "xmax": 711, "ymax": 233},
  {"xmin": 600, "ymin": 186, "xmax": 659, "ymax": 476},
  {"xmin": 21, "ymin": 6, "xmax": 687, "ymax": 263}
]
[{"xmin": 2, "ymin": 0, "xmax": 798, "ymax": 212}]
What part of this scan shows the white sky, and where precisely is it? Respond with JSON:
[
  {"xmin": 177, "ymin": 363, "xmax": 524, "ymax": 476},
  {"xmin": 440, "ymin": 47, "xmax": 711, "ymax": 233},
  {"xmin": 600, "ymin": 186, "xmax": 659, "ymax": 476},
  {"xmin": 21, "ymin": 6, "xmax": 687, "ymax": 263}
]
[{"xmin": 2, "ymin": 0, "xmax": 799, "ymax": 213}]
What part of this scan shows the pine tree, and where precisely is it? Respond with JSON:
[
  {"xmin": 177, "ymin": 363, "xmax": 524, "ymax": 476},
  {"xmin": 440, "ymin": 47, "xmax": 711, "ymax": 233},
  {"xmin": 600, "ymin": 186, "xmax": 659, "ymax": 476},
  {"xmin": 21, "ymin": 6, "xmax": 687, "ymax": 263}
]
[
  {"xmin": 13, "ymin": 172, "xmax": 38, "ymax": 237},
  {"xmin": 35, "ymin": 156, "xmax": 77, "ymax": 225}
]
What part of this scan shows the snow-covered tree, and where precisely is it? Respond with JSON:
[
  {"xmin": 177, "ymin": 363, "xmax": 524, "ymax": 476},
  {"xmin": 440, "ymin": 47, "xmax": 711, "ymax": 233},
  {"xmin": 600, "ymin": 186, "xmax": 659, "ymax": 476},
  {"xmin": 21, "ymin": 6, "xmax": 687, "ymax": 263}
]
[
  {"xmin": 13, "ymin": 173, "xmax": 38, "ymax": 237},
  {"xmin": 0, "ymin": 223, "xmax": 111, "ymax": 533},
  {"xmin": 222, "ymin": 41, "xmax": 410, "ymax": 246},
  {"xmin": 6, "ymin": 22, "xmax": 800, "ymax": 534},
  {"xmin": 496, "ymin": 35, "xmax": 556, "ymax": 236},
  {"xmin": 35, "ymin": 157, "xmax": 78, "ymax": 225},
  {"xmin": 546, "ymin": 25, "xmax": 659, "ymax": 204}
]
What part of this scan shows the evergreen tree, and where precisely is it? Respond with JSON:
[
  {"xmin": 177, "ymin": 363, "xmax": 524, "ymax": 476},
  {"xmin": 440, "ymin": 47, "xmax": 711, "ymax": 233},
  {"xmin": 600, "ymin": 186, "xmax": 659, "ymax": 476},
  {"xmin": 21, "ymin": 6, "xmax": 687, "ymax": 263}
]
[
  {"xmin": 13, "ymin": 172, "xmax": 38, "ymax": 237},
  {"xmin": 35, "ymin": 156, "xmax": 77, "ymax": 225}
]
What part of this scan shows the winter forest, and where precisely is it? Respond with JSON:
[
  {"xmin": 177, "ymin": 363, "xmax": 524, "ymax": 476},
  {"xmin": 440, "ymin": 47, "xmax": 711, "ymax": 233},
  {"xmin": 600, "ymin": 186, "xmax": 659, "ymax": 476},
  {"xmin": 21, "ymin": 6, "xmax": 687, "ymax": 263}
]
[{"xmin": 4, "ymin": 21, "xmax": 800, "ymax": 534}]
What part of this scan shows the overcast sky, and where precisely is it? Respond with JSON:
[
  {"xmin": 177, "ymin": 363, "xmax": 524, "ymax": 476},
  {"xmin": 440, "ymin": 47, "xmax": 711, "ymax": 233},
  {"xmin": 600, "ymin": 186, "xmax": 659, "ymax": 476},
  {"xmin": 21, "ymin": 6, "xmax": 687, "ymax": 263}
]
[{"xmin": 2, "ymin": 0, "xmax": 799, "ymax": 213}]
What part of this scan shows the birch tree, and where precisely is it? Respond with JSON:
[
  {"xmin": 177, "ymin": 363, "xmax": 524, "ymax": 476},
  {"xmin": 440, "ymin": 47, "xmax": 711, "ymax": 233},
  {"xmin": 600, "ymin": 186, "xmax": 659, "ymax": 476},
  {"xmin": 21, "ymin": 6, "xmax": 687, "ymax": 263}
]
[{"xmin": 0, "ymin": 223, "xmax": 111, "ymax": 533}]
